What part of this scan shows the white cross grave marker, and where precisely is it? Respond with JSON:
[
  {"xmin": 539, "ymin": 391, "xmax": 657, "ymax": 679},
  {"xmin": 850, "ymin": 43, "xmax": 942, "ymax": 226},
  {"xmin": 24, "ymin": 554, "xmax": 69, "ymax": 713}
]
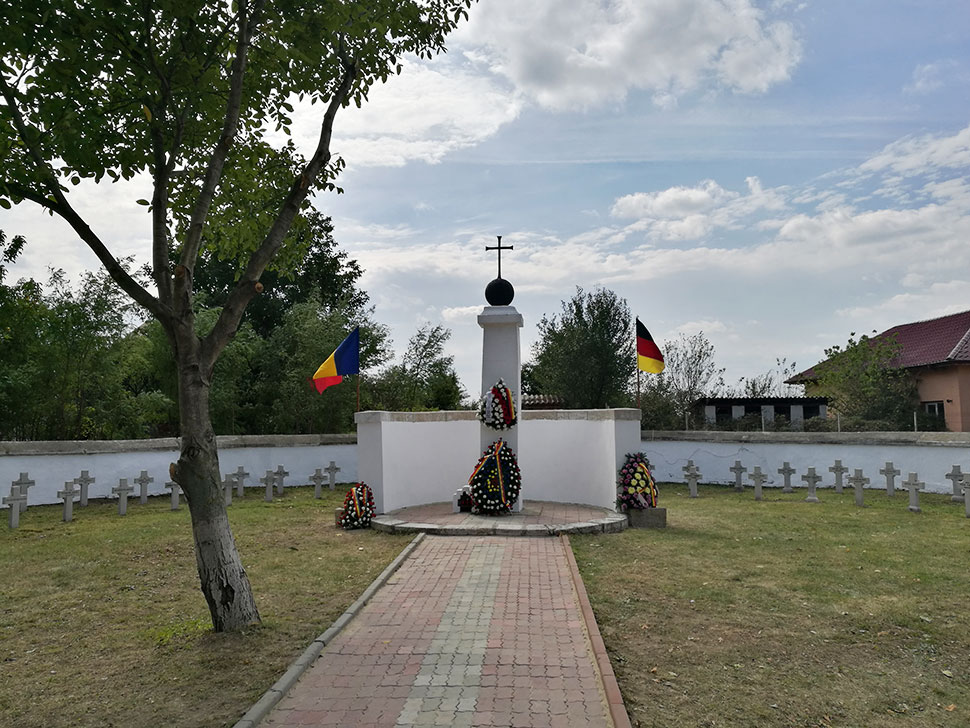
[
  {"xmin": 682, "ymin": 460, "xmax": 701, "ymax": 498},
  {"xmin": 166, "ymin": 481, "xmax": 181, "ymax": 510},
  {"xmin": 3, "ymin": 487, "xmax": 27, "ymax": 528},
  {"xmin": 12, "ymin": 473, "xmax": 34, "ymax": 514},
  {"xmin": 274, "ymin": 465, "xmax": 289, "ymax": 496},
  {"xmin": 135, "ymin": 470, "xmax": 154, "ymax": 505},
  {"xmin": 962, "ymin": 475, "xmax": 970, "ymax": 519},
  {"xmin": 802, "ymin": 467, "xmax": 821, "ymax": 503},
  {"xmin": 945, "ymin": 465, "xmax": 964, "ymax": 503},
  {"xmin": 58, "ymin": 481, "xmax": 79, "ymax": 522},
  {"xmin": 730, "ymin": 461, "xmax": 747, "ymax": 492},
  {"xmin": 261, "ymin": 471, "xmax": 275, "ymax": 503},
  {"xmin": 778, "ymin": 462, "xmax": 795, "ymax": 493},
  {"xmin": 879, "ymin": 462, "xmax": 900, "ymax": 497},
  {"xmin": 112, "ymin": 478, "xmax": 134, "ymax": 515},
  {"xmin": 75, "ymin": 470, "xmax": 95, "ymax": 506},
  {"xmin": 222, "ymin": 474, "xmax": 235, "ymax": 506},
  {"xmin": 903, "ymin": 472, "xmax": 923, "ymax": 513},
  {"xmin": 233, "ymin": 466, "xmax": 250, "ymax": 498},
  {"xmin": 309, "ymin": 468, "xmax": 327, "ymax": 499},
  {"xmin": 829, "ymin": 460, "xmax": 848, "ymax": 494},
  {"xmin": 749, "ymin": 466, "xmax": 767, "ymax": 501},
  {"xmin": 848, "ymin": 469, "xmax": 869, "ymax": 507},
  {"xmin": 325, "ymin": 461, "xmax": 341, "ymax": 491}
]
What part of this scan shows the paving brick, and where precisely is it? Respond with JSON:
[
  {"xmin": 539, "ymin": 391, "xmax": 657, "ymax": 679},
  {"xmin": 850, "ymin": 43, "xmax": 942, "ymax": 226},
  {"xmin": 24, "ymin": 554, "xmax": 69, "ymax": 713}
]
[{"xmin": 252, "ymin": 536, "xmax": 619, "ymax": 727}]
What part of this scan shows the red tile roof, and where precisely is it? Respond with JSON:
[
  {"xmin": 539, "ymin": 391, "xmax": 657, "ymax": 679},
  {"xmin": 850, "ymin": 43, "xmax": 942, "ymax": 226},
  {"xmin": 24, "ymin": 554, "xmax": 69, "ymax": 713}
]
[{"xmin": 790, "ymin": 309, "xmax": 970, "ymax": 382}]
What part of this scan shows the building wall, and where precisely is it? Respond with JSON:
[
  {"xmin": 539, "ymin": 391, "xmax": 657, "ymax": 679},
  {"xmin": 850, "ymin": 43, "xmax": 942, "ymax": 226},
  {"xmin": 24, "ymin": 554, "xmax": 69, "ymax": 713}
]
[{"xmin": 915, "ymin": 365, "xmax": 970, "ymax": 432}]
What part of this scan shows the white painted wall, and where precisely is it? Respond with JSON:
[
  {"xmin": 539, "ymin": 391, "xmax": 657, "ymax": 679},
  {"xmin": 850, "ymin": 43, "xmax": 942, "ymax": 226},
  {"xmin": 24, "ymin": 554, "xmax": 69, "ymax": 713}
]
[
  {"xmin": 6, "ymin": 429, "xmax": 968, "ymax": 510},
  {"xmin": 641, "ymin": 432, "xmax": 970, "ymax": 494},
  {"xmin": 1, "ymin": 436, "xmax": 357, "ymax": 507},
  {"xmin": 356, "ymin": 409, "xmax": 640, "ymax": 513}
]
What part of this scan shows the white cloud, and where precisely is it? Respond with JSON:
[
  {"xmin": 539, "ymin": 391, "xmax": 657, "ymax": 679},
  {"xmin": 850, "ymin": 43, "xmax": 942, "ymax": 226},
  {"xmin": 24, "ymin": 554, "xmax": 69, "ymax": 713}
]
[
  {"xmin": 835, "ymin": 281, "xmax": 970, "ymax": 323},
  {"xmin": 441, "ymin": 305, "xmax": 482, "ymax": 323},
  {"xmin": 903, "ymin": 60, "xmax": 962, "ymax": 95},
  {"xmin": 285, "ymin": 62, "xmax": 522, "ymax": 168},
  {"xmin": 455, "ymin": 0, "xmax": 802, "ymax": 110},
  {"xmin": 858, "ymin": 124, "xmax": 970, "ymax": 176},
  {"xmin": 611, "ymin": 176, "xmax": 787, "ymax": 241}
]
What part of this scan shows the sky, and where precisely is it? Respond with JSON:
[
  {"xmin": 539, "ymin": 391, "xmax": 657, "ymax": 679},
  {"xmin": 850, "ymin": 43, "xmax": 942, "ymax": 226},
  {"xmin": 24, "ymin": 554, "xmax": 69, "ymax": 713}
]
[{"xmin": 3, "ymin": 0, "xmax": 970, "ymax": 399}]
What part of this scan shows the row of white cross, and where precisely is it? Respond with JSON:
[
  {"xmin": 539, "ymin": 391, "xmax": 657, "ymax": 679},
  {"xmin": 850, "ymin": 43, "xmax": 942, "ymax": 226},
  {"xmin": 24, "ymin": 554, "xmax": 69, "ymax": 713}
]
[
  {"xmin": 3, "ymin": 461, "xmax": 343, "ymax": 529},
  {"xmin": 681, "ymin": 459, "xmax": 970, "ymax": 515}
]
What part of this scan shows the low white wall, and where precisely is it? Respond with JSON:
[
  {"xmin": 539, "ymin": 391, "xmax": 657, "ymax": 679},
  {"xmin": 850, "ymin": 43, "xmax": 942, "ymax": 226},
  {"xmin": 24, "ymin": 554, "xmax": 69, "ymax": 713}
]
[
  {"xmin": 641, "ymin": 431, "xmax": 970, "ymax": 494},
  {"xmin": 7, "ymin": 427, "xmax": 968, "ymax": 510},
  {"xmin": 1, "ymin": 435, "xmax": 357, "ymax": 507},
  {"xmin": 356, "ymin": 409, "xmax": 641, "ymax": 513}
]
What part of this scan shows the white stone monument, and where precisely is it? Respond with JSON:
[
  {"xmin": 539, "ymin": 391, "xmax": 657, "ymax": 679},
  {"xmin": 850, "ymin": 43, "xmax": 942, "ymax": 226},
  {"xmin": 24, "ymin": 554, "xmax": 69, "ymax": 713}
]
[{"xmin": 477, "ymin": 236, "xmax": 523, "ymax": 511}]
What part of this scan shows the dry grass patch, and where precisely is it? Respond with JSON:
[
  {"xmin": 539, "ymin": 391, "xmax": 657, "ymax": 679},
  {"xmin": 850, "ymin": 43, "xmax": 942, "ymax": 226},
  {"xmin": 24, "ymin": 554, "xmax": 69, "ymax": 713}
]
[
  {"xmin": 0, "ymin": 486, "xmax": 411, "ymax": 728},
  {"xmin": 572, "ymin": 484, "xmax": 970, "ymax": 728}
]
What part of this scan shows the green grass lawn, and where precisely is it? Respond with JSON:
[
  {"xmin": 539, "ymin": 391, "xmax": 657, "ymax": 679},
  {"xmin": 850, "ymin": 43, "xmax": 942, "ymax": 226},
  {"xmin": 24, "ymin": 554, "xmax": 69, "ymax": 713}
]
[
  {"xmin": 572, "ymin": 484, "xmax": 970, "ymax": 728},
  {"xmin": 0, "ymin": 486, "xmax": 411, "ymax": 728},
  {"xmin": 2, "ymin": 483, "xmax": 968, "ymax": 727}
]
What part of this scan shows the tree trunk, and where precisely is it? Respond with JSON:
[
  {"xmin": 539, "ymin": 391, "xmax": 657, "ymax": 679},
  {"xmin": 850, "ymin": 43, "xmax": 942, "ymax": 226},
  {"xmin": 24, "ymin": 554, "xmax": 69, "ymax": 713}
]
[{"xmin": 172, "ymin": 340, "xmax": 260, "ymax": 632}]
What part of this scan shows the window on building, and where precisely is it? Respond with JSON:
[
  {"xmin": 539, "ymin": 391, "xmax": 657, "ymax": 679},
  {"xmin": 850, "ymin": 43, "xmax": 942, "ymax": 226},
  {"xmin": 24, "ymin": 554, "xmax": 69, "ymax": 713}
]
[
  {"xmin": 774, "ymin": 404, "xmax": 791, "ymax": 422},
  {"xmin": 923, "ymin": 401, "xmax": 945, "ymax": 418},
  {"xmin": 803, "ymin": 404, "xmax": 821, "ymax": 419},
  {"xmin": 744, "ymin": 404, "xmax": 761, "ymax": 417},
  {"xmin": 715, "ymin": 405, "xmax": 732, "ymax": 424}
]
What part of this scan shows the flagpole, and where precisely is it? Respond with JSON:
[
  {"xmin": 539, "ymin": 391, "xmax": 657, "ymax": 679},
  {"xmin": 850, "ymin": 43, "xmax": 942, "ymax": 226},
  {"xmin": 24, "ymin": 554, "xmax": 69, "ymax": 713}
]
[
  {"xmin": 356, "ymin": 373, "xmax": 361, "ymax": 413},
  {"xmin": 637, "ymin": 367, "xmax": 641, "ymax": 410}
]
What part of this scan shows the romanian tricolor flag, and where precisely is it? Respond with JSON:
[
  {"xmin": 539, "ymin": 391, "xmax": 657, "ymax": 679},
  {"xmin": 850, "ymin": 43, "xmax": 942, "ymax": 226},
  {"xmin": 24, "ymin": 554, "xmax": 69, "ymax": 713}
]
[
  {"xmin": 312, "ymin": 327, "xmax": 360, "ymax": 394},
  {"xmin": 636, "ymin": 318, "xmax": 665, "ymax": 374}
]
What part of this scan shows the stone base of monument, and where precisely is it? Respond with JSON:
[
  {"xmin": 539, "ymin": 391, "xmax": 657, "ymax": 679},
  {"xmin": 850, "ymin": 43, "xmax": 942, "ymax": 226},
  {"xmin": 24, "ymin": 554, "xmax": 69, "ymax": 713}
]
[
  {"xmin": 627, "ymin": 507, "xmax": 667, "ymax": 529},
  {"xmin": 334, "ymin": 508, "xmax": 344, "ymax": 526}
]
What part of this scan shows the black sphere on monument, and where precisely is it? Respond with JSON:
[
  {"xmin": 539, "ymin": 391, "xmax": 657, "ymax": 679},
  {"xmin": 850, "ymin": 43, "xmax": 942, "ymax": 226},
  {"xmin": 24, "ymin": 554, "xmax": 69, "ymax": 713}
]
[
  {"xmin": 485, "ymin": 277, "xmax": 514, "ymax": 306},
  {"xmin": 484, "ymin": 235, "xmax": 515, "ymax": 305}
]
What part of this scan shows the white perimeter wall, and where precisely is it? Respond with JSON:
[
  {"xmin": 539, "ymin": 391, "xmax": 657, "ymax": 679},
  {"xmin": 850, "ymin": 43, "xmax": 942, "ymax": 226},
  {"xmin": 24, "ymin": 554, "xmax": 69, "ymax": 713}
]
[
  {"xmin": 5, "ymin": 428, "xmax": 968, "ymax": 509},
  {"xmin": 0, "ymin": 435, "xmax": 357, "ymax": 507},
  {"xmin": 641, "ymin": 431, "xmax": 970, "ymax": 494}
]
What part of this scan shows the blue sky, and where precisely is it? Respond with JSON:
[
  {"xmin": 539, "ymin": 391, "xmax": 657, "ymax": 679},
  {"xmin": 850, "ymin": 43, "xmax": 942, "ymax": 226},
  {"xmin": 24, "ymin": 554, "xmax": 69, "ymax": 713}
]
[{"xmin": 4, "ymin": 0, "xmax": 970, "ymax": 398}]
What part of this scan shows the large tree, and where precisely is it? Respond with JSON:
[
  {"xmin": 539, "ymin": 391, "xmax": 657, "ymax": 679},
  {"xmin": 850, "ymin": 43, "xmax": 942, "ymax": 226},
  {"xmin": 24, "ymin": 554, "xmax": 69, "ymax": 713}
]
[
  {"xmin": 640, "ymin": 331, "xmax": 726, "ymax": 429},
  {"xmin": 813, "ymin": 331, "xmax": 919, "ymax": 430},
  {"xmin": 529, "ymin": 287, "xmax": 635, "ymax": 409},
  {"xmin": 0, "ymin": 0, "xmax": 473, "ymax": 631}
]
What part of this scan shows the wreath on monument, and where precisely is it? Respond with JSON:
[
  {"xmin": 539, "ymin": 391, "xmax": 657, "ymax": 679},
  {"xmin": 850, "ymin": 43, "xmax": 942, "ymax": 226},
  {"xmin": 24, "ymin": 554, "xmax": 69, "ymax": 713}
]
[
  {"xmin": 616, "ymin": 452, "xmax": 658, "ymax": 510},
  {"xmin": 339, "ymin": 483, "xmax": 376, "ymax": 529},
  {"xmin": 477, "ymin": 378, "xmax": 517, "ymax": 430},
  {"xmin": 468, "ymin": 439, "xmax": 522, "ymax": 514}
]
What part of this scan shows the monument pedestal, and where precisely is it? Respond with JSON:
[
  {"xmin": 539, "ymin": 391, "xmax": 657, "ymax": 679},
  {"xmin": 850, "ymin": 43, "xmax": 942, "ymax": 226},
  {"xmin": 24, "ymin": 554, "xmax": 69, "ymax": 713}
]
[{"xmin": 627, "ymin": 508, "xmax": 667, "ymax": 529}]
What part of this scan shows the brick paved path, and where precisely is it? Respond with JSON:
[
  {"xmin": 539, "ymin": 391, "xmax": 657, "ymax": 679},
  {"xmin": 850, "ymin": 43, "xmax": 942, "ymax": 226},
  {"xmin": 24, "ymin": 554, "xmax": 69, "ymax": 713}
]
[{"xmin": 261, "ymin": 536, "xmax": 617, "ymax": 727}]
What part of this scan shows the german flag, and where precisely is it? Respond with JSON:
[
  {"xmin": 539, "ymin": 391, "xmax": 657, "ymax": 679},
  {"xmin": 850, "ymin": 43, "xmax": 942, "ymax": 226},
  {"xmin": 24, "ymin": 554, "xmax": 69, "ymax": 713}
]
[{"xmin": 636, "ymin": 318, "xmax": 665, "ymax": 373}]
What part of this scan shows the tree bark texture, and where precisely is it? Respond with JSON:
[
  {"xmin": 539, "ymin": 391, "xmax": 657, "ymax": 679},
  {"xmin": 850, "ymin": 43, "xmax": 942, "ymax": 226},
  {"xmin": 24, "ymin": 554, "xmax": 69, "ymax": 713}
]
[{"xmin": 171, "ymin": 332, "xmax": 260, "ymax": 631}]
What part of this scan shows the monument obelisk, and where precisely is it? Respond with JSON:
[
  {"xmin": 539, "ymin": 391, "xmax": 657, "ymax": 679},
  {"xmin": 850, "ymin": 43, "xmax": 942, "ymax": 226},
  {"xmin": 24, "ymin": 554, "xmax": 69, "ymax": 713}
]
[{"xmin": 479, "ymin": 236, "xmax": 523, "ymax": 510}]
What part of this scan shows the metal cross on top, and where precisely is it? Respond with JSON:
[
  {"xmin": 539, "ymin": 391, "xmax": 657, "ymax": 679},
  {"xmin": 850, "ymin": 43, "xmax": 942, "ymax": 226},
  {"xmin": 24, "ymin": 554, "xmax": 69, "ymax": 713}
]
[{"xmin": 485, "ymin": 235, "xmax": 513, "ymax": 279}]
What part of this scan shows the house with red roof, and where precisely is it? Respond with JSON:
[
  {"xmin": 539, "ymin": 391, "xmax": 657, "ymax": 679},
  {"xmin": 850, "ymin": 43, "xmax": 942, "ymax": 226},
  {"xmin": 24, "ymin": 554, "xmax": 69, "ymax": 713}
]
[{"xmin": 789, "ymin": 309, "xmax": 970, "ymax": 432}]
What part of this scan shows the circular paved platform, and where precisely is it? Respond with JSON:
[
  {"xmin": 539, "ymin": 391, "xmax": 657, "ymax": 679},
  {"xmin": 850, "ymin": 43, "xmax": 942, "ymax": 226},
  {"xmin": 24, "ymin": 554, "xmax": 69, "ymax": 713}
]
[{"xmin": 371, "ymin": 500, "xmax": 627, "ymax": 536}]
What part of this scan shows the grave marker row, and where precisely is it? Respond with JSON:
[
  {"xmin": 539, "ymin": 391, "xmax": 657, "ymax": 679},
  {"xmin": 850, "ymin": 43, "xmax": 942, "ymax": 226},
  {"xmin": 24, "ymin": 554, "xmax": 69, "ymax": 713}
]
[{"xmin": 5, "ymin": 460, "xmax": 345, "ymax": 528}]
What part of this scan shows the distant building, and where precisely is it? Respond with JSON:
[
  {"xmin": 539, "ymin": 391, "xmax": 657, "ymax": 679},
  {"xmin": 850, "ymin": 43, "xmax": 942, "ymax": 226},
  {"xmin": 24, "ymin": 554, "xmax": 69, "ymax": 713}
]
[
  {"xmin": 697, "ymin": 397, "xmax": 828, "ymax": 429},
  {"xmin": 788, "ymin": 309, "xmax": 970, "ymax": 432}
]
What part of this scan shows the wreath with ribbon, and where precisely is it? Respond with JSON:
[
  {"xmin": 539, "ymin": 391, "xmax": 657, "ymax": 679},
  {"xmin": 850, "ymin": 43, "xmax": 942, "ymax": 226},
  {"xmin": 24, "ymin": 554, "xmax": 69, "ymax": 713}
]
[
  {"xmin": 616, "ymin": 452, "xmax": 658, "ymax": 510},
  {"xmin": 478, "ymin": 379, "xmax": 517, "ymax": 430},
  {"xmin": 339, "ymin": 482, "xmax": 376, "ymax": 529},
  {"xmin": 468, "ymin": 439, "xmax": 522, "ymax": 514}
]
